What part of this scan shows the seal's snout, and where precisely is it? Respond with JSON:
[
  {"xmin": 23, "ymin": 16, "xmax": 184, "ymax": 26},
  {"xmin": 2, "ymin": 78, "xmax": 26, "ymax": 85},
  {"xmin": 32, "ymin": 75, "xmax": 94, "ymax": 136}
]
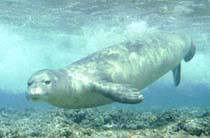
[
  {"xmin": 27, "ymin": 90, "xmax": 40, "ymax": 101},
  {"xmin": 26, "ymin": 93, "xmax": 40, "ymax": 101},
  {"xmin": 28, "ymin": 87, "xmax": 43, "ymax": 95},
  {"xmin": 27, "ymin": 85, "xmax": 48, "ymax": 102}
]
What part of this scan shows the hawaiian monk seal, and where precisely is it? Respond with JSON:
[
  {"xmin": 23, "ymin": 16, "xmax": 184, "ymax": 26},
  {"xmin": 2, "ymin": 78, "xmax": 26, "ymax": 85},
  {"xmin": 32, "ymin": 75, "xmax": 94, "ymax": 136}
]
[{"xmin": 26, "ymin": 32, "xmax": 196, "ymax": 108}]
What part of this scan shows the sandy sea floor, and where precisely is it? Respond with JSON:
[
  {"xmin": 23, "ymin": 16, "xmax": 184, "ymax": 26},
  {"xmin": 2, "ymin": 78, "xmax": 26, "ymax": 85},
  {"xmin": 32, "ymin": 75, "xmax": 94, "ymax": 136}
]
[{"xmin": 1, "ymin": 106, "xmax": 210, "ymax": 138}]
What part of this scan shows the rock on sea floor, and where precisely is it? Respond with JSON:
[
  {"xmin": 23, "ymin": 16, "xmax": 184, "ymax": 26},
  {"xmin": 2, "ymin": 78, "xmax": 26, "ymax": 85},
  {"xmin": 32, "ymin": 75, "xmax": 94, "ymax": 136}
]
[{"xmin": 0, "ymin": 106, "xmax": 210, "ymax": 138}]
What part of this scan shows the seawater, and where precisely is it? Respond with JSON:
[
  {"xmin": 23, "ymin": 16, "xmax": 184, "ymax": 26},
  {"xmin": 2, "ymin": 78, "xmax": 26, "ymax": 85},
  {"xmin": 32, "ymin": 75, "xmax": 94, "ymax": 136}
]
[{"xmin": 0, "ymin": 0, "xmax": 210, "ymax": 137}]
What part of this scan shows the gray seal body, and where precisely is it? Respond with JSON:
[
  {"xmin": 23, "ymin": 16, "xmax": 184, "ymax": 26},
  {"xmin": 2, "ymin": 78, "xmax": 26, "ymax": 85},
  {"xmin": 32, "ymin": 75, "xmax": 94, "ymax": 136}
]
[{"xmin": 27, "ymin": 32, "xmax": 195, "ymax": 108}]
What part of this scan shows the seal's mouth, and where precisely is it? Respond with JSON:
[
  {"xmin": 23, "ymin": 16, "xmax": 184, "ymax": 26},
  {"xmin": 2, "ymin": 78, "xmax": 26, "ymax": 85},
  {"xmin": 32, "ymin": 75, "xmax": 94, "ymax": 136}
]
[
  {"xmin": 26, "ymin": 93, "xmax": 42, "ymax": 102},
  {"xmin": 26, "ymin": 89, "xmax": 48, "ymax": 102},
  {"xmin": 27, "ymin": 86, "xmax": 49, "ymax": 102},
  {"xmin": 31, "ymin": 97, "xmax": 40, "ymax": 101}
]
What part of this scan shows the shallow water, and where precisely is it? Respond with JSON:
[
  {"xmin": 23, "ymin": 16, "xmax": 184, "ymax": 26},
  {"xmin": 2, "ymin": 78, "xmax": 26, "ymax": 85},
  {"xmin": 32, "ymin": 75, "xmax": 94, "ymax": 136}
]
[{"xmin": 0, "ymin": 0, "xmax": 210, "ymax": 137}]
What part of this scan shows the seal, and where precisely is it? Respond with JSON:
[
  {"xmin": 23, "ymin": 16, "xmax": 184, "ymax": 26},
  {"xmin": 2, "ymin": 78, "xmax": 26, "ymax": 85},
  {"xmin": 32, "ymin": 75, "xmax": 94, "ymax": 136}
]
[{"xmin": 26, "ymin": 32, "xmax": 196, "ymax": 108}]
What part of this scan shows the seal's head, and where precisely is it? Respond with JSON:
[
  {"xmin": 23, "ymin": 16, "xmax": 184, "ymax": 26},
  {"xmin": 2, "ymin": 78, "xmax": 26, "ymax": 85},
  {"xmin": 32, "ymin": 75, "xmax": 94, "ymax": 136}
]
[
  {"xmin": 26, "ymin": 69, "xmax": 70, "ymax": 104},
  {"xmin": 26, "ymin": 69, "xmax": 57, "ymax": 102}
]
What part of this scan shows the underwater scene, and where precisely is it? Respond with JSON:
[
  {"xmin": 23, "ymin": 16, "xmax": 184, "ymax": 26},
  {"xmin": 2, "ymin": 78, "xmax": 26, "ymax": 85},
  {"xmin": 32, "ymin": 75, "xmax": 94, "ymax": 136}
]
[{"xmin": 0, "ymin": 0, "xmax": 210, "ymax": 137}]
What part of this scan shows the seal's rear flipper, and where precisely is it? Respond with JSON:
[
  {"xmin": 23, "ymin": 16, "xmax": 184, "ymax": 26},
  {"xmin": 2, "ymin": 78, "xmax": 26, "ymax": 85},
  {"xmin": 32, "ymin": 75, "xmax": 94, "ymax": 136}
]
[
  {"xmin": 93, "ymin": 81, "xmax": 144, "ymax": 104},
  {"xmin": 184, "ymin": 39, "xmax": 196, "ymax": 62},
  {"xmin": 172, "ymin": 63, "xmax": 181, "ymax": 87}
]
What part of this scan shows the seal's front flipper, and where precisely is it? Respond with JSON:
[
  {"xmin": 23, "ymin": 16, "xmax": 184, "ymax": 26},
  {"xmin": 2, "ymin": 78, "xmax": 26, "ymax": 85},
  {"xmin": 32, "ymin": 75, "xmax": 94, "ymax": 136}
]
[
  {"xmin": 172, "ymin": 63, "xmax": 181, "ymax": 87},
  {"xmin": 93, "ymin": 81, "xmax": 144, "ymax": 104}
]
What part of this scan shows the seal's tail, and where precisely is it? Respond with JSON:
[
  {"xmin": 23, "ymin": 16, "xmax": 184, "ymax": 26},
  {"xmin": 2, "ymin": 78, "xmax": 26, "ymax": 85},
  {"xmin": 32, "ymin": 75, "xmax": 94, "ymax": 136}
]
[
  {"xmin": 184, "ymin": 38, "xmax": 196, "ymax": 62},
  {"xmin": 172, "ymin": 38, "xmax": 196, "ymax": 87}
]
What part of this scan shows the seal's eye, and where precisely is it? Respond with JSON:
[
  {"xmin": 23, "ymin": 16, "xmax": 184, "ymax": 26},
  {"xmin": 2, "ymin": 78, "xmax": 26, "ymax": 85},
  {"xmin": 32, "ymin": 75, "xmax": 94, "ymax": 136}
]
[
  {"xmin": 28, "ymin": 82, "xmax": 32, "ymax": 86},
  {"xmin": 45, "ymin": 80, "xmax": 51, "ymax": 85}
]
